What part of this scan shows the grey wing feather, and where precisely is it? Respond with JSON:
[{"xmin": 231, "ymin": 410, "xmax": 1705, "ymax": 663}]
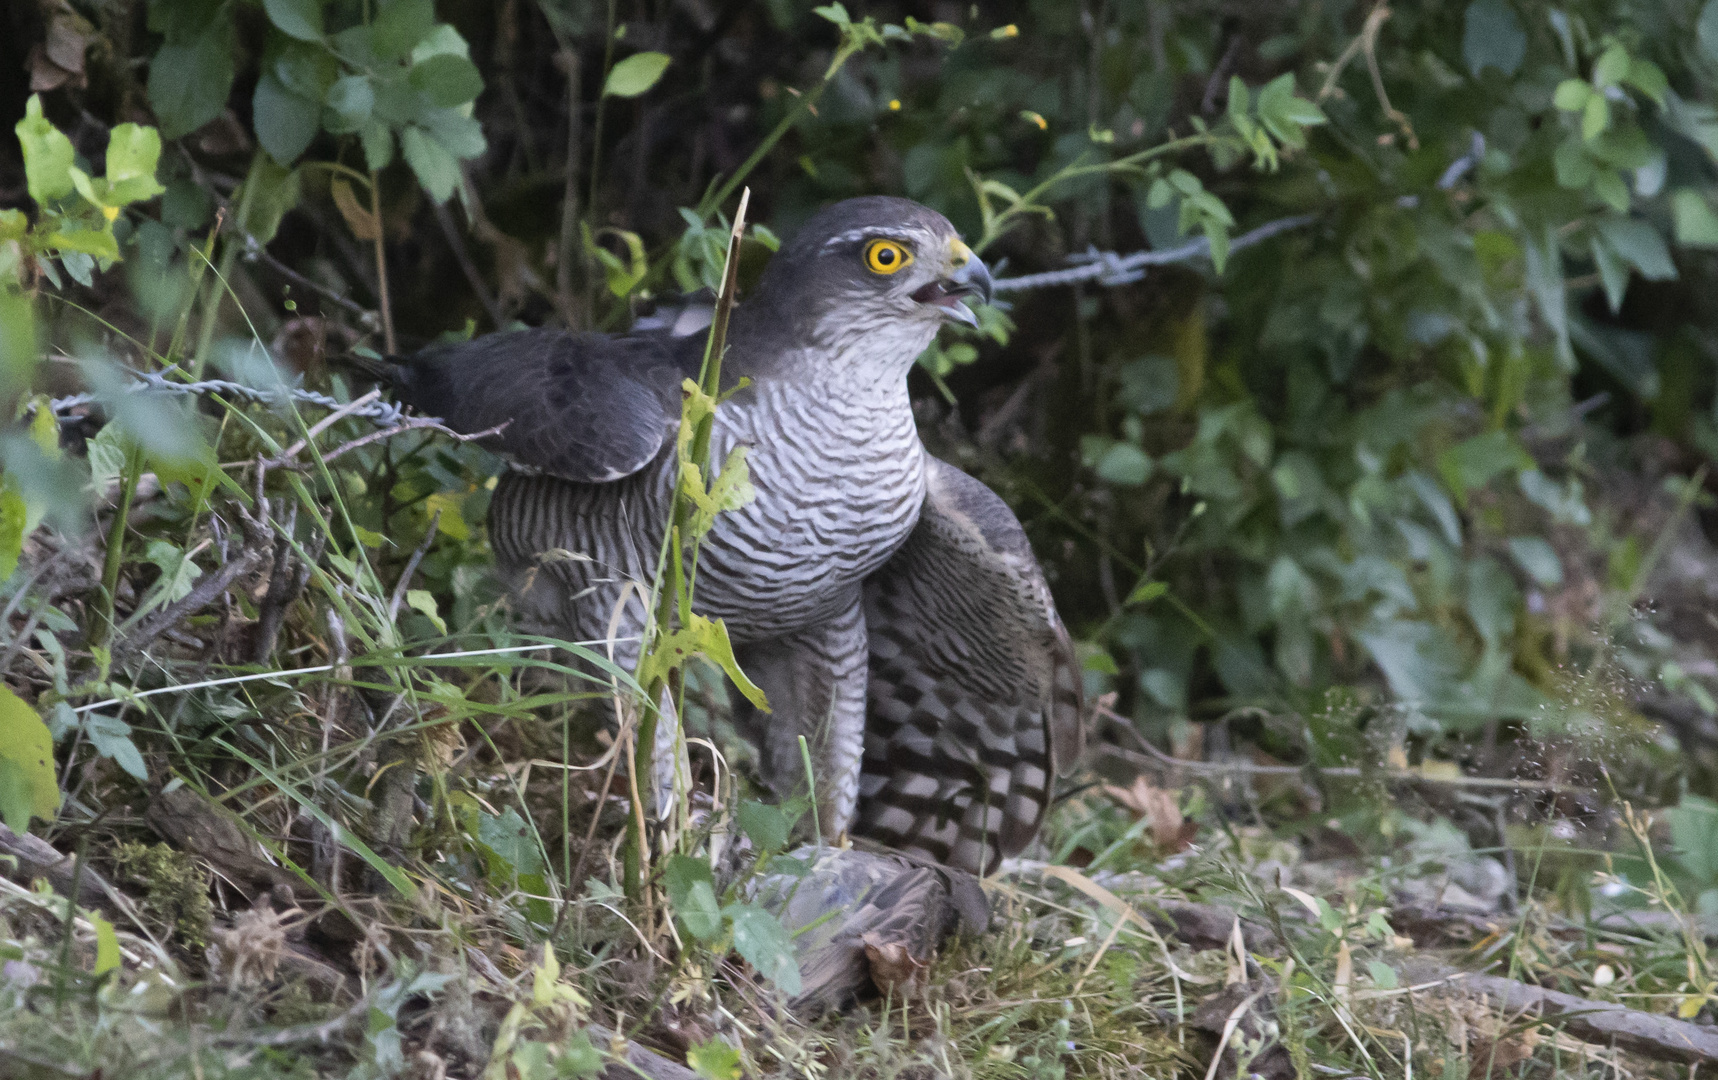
[
  {"xmin": 857, "ymin": 457, "xmax": 1085, "ymax": 875},
  {"xmin": 393, "ymin": 327, "xmax": 702, "ymax": 483}
]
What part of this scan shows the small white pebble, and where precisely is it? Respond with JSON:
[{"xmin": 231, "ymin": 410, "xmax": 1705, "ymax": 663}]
[
  {"xmin": 1594, "ymin": 965, "xmax": 1616, "ymax": 987},
  {"xmin": 1062, "ymin": 936, "xmax": 1087, "ymax": 948}
]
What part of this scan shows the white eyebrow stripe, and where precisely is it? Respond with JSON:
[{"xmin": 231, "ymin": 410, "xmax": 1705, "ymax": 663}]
[{"xmin": 821, "ymin": 225, "xmax": 927, "ymax": 250}]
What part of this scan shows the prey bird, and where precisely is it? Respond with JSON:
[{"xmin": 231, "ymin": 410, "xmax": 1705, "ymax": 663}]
[{"xmin": 372, "ymin": 196, "xmax": 1083, "ymax": 876}]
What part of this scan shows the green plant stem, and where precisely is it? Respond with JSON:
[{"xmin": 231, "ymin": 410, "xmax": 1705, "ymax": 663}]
[
  {"xmin": 701, "ymin": 83, "xmax": 832, "ymax": 218},
  {"xmin": 623, "ymin": 190, "xmax": 750, "ymax": 903},
  {"xmin": 189, "ymin": 151, "xmax": 262, "ymax": 377},
  {"xmin": 89, "ymin": 443, "xmax": 142, "ymax": 658},
  {"xmin": 369, "ymin": 170, "xmax": 396, "ymax": 355}
]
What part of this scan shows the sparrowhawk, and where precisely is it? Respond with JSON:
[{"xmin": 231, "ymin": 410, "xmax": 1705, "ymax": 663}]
[{"xmin": 383, "ymin": 196, "xmax": 1083, "ymax": 874}]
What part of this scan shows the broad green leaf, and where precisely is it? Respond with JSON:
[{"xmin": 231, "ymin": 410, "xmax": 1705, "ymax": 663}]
[
  {"xmin": 263, "ymin": 0, "xmax": 324, "ymax": 41},
  {"xmin": 1366, "ymin": 960, "xmax": 1398, "ymax": 990},
  {"xmin": 478, "ymin": 806, "xmax": 544, "ymax": 877},
  {"xmin": 16, "ymin": 95, "xmax": 75, "ymax": 205},
  {"xmin": 85, "ymin": 714, "xmax": 147, "ymax": 781},
  {"xmin": 401, "ymin": 125, "xmax": 460, "ymax": 203},
  {"xmin": 1674, "ymin": 189, "xmax": 1718, "ymax": 247},
  {"xmin": 687, "ymin": 1038, "xmax": 743, "ymax": 1080},
  {"xmin": 1127, "ymin": 580, "xmax": 1167, "ymax": 606},
  {"xmin": 1507, "ymin": 537, "xmax": 1564, "ymax": 587},
  {"xmin": 92, "ymin": 911, "xmax": 120, "ymax": 976},
  {"xmin": 253, "ymin": 72, "xmax": 320, "ymax": 164},
  {"xmin": 1094, "ymin": 442, "xmax": 1152, "ymax": 485},
  {"xmin": 233, "ymin": 152, "xmax": 302, "ymax": 247},
  {"xmin": 147, "ymin": 26, "xmax": 235, "ymax": 138},
  {"xmin": 723, "ymin": 902, "xmax": 801, "ymax": 995},
  {"xmin": 1463, "ymin": 0, "xmax": 1525, "ymax": 77},
  {"xmin": 372, "ymin": 0, "xmax": 435, "ymax": 61},
  {"xmin": 324, "ymin": 75, "xmax": 376, "ymax": 133},
  {"xmin": 0, "ymin": 685, "xmax": 60, "ymax": 831},
  {"xmin": 0, "ymin": 484, "xmax": 25, "ymax": 581},
  {"xmin": 361, "ymin": 122, "xmax": 395, "ymax": 171},
  {"xmin": 637, "ymin": 612, "xmax": 769, "ymax": 710},
  {"xmin": 405, "ymin": 588, "xmax": 447, "ymax": 633},
  {"xmin": 410, "ymin": 54, "xmax": 484, "ymax": 107},
  {"xmin": 1626, "ymin": 59, "xmax": 1668, "ymax": 106},
  {"xmin": 1436, "ymin": 430, "xmax": 1532, "ymax": 504},
  {"xmin": 604, "ymin": 51, "xmax": 671, "ymax": 98},
  {"xmin": 663, "ymin": 855, "xmax": 723, "ymax": 941},
  {"xmin": 1594, "ymin": 215, "xmax": 1676, "ymax": 280},
  {"xmin": 1552, "ymin": 79, "xmax": 1590, "ymax": 112},
  {"xmin": 1582, "ymin": 93, "xmax": 1610, "ymax": 140},
  {"xmin": 104, "ymin": 123, "xmax": 165, "ymax": 193},
  {"xmin": 1593, "ymin": 45, "xmax": 1630, "ymax": 89},
  {"xmin": 736, "ymin": 800, "xmax": 790, "ymax": 851},
  {"xmin": 557, "ymin": 1032, "xmax": 605, "ymax": 1078}
]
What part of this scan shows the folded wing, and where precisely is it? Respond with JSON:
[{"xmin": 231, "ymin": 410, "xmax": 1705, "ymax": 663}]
[
  {"xmin": 395, "ymin": 327, "xmax": 701, "ymax": 483},
  {"xmin": 856, "ymin": 457, "xmax": 1084, "ymax": 875}
]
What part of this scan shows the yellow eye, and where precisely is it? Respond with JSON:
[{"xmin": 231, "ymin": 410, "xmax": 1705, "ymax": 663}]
[{"xmin": 863, "ymin": 239, "xmax": 913, "ymax": 275}]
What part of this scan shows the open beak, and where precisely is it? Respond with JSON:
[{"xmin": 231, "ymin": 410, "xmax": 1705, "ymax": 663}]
[{"xmin": 912, "ymin": 250, "xmax": 993, "ymax": 328}]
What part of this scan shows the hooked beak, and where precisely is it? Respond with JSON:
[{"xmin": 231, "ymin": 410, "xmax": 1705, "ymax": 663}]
[{"xmin": 911, "ymin": 248, "xmax": 993, "ymax": 328}]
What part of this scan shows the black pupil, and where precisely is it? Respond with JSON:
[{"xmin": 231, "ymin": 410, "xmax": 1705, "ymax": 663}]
[{"xmin": 877, "ymin": 247, "xmax": 895, "ymax": 264}]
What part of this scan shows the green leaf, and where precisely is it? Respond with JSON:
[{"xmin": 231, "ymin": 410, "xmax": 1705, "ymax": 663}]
[
  {"xmin": 637, "ymin": 612, "xmax": 769, "ymax": 710},
  {"xmin": 410, "ymin": 54, "xmax": 484, "ymax": 108},
  {"xmin": 736, "ymin": 800, "xmax": 790, "ymax": 851},
  {"xmin": 557, "ymin": 1032, "xmax": 605, "ymax": 1078},
  {"xmin": 262, "ymin": 0, "xmax": 324, "ymax": 41},
  {"xmin": 0, "ymin": 685, "xmax": 60, "ymax": 831},
  {"xmin": 371, "ymin": 0, "xmax": 435, "ymax": 61},
  {"xmin": 1626, "ymin": 59, "xmax": 1669, "ymax": 106},
  {"xmin": 1552, "ymin": 80, "xmax": 1590, "ymax": 112},
  {"xmin": 91, "ymin": 911, "xmax": 120, "ymax": 976},
  {"xmin": 361, "ymin": 123, "xmax": 395, "ymax": 171},
  {"xmin": 253, "ymin": 72, "xmax": 320, "ymax": 165},
  {"xmin": 604, "ymin": 51, "xmax": 671, "ymax": 98},
  {"xmin": 1094, "ymin": 442, "xmax": 1153, "ymax": 485},
  {"xmin": 324, "ymin": 75, "xmax": 375, "ymax": 133},
  {"xmin": 1462, "ymin": 0, "xmax": 1525, "ymax": 77},
  {"xmin": 401, "ymin": 125, "xmax": 460, "ymax": 203},
  {"xmin": 84, "ymin": 714, "xmax": 147, "ymax": 781},
  {"xmin": 663, "ymin": 855, "xmax": 723, "ymax": 941},
  {"xmin": 1593, "ymin": 45, "xmax": 1630, "ymax": 89},
  {"xmin": 1366, "ymin": 960, "xmax": 1399, "ymax": 990},
  {"xmin": 686, "ymin": 1038, "xmax": 743, "ymax": 1080},
  {"xmin": 1595, "ymin": 215, "xmax": 1677, "ymax": 280},
  {"xmin": 1507, "ymin": 537, "xmax": 1564, "ymax": 587},
  {"xmin": 1126, "ymin": 580, "xmax": 1167, "ymax": 606},
  {"xmin": 405, "ymin": 589, "xmax": 446, "ymax": 633},
  {"xmin": 15, "ymin": 95, "xmax": 76, "ymax": 206},
  {"xmin": 147, "ymin": 25, "xmax": 235, "ymax": 138},
  {"xmin": 1254, "ymin": 72, "xmax": 1324, "ymax": 148},
  {"xmin": 1436, "ymin": 430, "xmax": 1532, "ymax": 504},
  {"xmin": 1582, "ymin": 93, "xmax": 1610, "ymax": 140},
  {"xmin": 102, "ymin": 124, "xmax": 166, "ymax": 206},
  {"xmin": 1674, "ymin": 189, "xmax": 1718, "ymax": 247},
  {"xmin": 478, "ymin": 806, "xmax": 544, "ymax": 877},
  {"xmin": 0, "ymin": 484, "xmax": 25, "ymax": 581},
  {"xmin": 723, "ymin": 902, "xmax": 801, "ymax": 995}
]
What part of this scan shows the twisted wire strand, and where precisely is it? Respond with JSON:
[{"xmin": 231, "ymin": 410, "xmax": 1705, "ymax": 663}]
[
  {"xmin": 990, "ymin": 213, "xmax": 1315, "ymax": 293},
  {"xmin": 49, "ymin": 367, "xmax": 410, "ymax": 426}
]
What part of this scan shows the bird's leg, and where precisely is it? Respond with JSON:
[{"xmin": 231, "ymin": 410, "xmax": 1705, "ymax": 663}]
[{"xmin": 732, "ymin": 597, "xmax": 869, "ymax": 842}]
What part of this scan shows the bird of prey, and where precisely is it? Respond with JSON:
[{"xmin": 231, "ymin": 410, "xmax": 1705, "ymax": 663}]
[{"xmin": 382, "ymin": 196, "xmax": 1083, "ymax": 875}]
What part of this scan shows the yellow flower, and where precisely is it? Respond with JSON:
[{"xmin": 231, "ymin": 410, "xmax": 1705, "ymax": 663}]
[
  {"xmin": 1021, "ymin": 111, "xmax": 1047, "ymax": 130},
  {"xmin": 888, "ymin": 99, "xmax": 901, "ymax": 111},
  {"xmin": 101, "ymin": 205, "xmax": 118, "ymax": 222},
  {"xmin": 992, "ymin": 24, "xmax": 1019, "ymax": 39}
]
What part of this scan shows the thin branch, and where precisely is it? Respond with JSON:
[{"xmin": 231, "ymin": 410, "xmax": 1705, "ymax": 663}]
[
  {"xmin": 432, "ymin": 198, "xmax": 506, "ymax": 331},
  {"xmin": 385, "ymin": 510, "xmax": 441, "ymax": 626}
]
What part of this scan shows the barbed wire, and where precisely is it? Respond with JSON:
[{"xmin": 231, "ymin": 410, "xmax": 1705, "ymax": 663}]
[
  {"xmin": 49, "ymin": 366, "xmax": 410, "ymax": 425},
  {"xmin": 990, "ymin": 213, "xmax": 1316, "ymax": 293},
  {"xmin": 45, "ymin": 213, "xmax": 1315, "ymax": 425}
]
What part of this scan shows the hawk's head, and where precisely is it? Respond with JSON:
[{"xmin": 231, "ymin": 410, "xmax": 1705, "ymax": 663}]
[{"xmin": 750, "ymin": 197, "xmax": 993, "ymax": 356}]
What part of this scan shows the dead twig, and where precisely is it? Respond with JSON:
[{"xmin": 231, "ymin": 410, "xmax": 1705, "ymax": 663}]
[
  {"xmin": 432, "ymin": 197, "xmax": 506, "ymax": 330},
  {"xmin": 1395, "ymin": 958, "xmax": 1718, "ymax": 1065},
  {"xmin": 384, "ymin": 510, "xmax": 441, "ymax": 626}
]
